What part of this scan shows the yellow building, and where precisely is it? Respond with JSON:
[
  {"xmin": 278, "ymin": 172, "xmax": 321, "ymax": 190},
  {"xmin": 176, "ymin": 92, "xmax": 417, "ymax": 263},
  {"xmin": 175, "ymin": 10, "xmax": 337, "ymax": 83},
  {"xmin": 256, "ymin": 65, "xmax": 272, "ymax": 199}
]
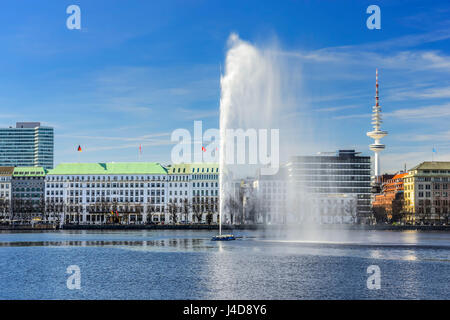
[{"xmin": 403, "ymin": 161, "xmax": 450, "ymax": 225}]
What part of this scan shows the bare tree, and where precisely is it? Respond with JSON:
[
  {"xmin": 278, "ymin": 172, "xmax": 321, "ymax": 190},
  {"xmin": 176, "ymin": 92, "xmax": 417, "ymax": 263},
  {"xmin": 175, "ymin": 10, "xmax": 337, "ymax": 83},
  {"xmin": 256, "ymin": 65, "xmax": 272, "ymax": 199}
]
[
  {"xmin": 0, "ymin": 199, "xmax": 6, "ymax": 222},
  {"xmin": 135, "ymin": 203, "xmax": 144, "ymax": 224},
  {"xmin": 206, "ymin": 212, "xmax": 213, "ymax": 225},
  {"xmin": 146, "ymin": 203, "xmax": 156, "ymax": 224},
  {"xmin": 344, "ymin": 199, "xmax": 357, "ymax": 224},
  {"xmin": 192, "ymin": 196, "xmax": 203, "ymax": 223},
  {"xmin": 12, "ymin": 198, "xmax": 30, "ymax": 223},
  {"xmin": 225, "ymin": 196, "xmax": 240, "ymax": 225},
  {"xmin": 182, "ymin": 198, "xmax": 191, "ymax": 224},
  {"xmin": 372, "ymin": 206, "xmax": 388, "ymax": 224},
  {"xmin": 166, "ymin": 201, "xmax": 179, "ymax": 224}
]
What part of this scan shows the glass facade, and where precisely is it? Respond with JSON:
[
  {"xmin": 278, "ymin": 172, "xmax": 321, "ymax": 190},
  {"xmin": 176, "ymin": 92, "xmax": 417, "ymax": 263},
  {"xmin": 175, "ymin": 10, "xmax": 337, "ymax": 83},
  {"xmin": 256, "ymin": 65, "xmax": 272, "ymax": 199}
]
[
  {"xmin": 0, "ymin": 123, "xmax": 54, "ymax": 169},
  {"xmin": 287, "ymin": 150, "xmax": 372, "ymax": 216}
]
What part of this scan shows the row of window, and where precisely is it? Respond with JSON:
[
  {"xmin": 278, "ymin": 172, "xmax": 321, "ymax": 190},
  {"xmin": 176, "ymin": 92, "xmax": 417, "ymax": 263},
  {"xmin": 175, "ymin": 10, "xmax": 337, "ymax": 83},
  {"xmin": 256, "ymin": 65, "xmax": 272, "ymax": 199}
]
[
  {"xmin": 46, "ymin": 181, "xmax": 219, "ymax": 189},
  {"xmin": 49, "ymin": 182, "xmax": 165, "ymax": 189},
  {"xmin": 48, "ymin": 189, "xmax": 165, "ymax": 196},
  {"xmin": 407, "ymin": 176, "xmax": 450, "ymax": 182},
  {"xmin": 171, "ymin": 168, "xmax": 218, "ymax": 173},
  {"xmin": 293, "ymin": 164, "xmax": 371, "ymax": 169},
  {"xmin": 193, "ymin": 190, "xmax": 218, "ymax": 196},
  {"xmin": 68, "ymin": 197, "xmax": 164, "ymax": 204},
  {"xmin": 47, "ymin": 176, "xmax": 166, "ymax": 182},
  {"xmin": 415, "ymin": 191, "xmax": 450, "ymax": 198}
]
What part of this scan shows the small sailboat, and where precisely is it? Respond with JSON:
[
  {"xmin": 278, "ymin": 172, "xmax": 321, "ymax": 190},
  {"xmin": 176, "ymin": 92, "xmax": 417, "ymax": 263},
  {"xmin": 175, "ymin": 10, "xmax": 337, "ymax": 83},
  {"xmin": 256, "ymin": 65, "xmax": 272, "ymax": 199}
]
[
  {"xmin": 211, "ymin": 234, "xmax": 235, "ymax": 241},
  {"xmin": 211, "ymin": 213, "xmax": 236, "ymax": 241}
]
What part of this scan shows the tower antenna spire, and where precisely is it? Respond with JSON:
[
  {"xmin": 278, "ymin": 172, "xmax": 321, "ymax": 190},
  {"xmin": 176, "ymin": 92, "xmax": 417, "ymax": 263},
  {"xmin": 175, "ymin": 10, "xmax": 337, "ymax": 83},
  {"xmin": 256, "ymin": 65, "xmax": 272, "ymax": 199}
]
[{"xmin": 375, "ymin": 68, "xmax": 379, "ymax": 107}]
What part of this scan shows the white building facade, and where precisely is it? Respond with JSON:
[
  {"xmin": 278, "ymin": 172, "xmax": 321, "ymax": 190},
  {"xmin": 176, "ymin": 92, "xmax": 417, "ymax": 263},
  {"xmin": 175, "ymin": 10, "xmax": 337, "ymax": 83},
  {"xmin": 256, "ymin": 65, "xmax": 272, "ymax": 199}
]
[
  {"xmin": 0, "ymin": 167, "xmax": 13, "ymax": 220},
  {"xmin": 253, "ymin": 169, "xmax": 287, "ymax": 224},
  {"xmin": 45, "ymin": 162, "xmax": 168, "ymax": 225},
  {"xmin": 166, "ymin": 163, "xmax": 219, "ymax": 224},
  {"xmin": 44, "ymin": 162, "xmax": 219, "ymax": 225}
]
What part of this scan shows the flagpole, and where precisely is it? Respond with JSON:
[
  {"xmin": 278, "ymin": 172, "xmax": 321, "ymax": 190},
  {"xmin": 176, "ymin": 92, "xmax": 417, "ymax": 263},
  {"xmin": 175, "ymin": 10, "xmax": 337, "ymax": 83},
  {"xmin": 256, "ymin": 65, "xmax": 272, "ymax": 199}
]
[{"xmin": 77, "ymin": 145, "xmax": 82, "ymax": 163}]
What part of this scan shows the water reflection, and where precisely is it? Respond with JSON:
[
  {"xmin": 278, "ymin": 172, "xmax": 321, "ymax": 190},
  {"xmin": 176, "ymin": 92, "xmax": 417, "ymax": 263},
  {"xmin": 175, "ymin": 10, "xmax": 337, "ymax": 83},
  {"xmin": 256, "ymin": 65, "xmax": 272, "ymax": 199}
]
[
  {"xmin": 0, "ymin": 238, "xmax": 209, "ymax": 249},
  {"xmin": 1, "ymin": 230, "xmax": 449, "ymax": 299},
  {"xmin": 401, "ymin": 230, "xmax": 419, "ymax": 245},
  {"xmin": 0, "ymin": 230, "xmax": 449, "ymax": 263},
  {"xmin": 369, "ymin": 249, "xmax": 383, "ymax": 259}
]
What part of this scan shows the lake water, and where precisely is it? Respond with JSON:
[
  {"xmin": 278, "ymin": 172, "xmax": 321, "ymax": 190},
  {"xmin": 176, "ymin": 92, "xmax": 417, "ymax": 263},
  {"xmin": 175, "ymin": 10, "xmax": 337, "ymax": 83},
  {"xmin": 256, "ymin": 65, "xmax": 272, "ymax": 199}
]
[{"xmin": 0, "ymin": 229, "xmax": 449, "ymax": 299}]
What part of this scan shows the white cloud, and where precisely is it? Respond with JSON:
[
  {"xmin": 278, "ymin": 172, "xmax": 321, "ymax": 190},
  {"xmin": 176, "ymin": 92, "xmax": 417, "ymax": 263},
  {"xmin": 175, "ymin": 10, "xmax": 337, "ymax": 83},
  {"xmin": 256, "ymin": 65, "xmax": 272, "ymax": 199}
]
[
  {"xmin": 386, "ymin": 103, "xmax": 450, "ymax": 120},
  {"xmin": 316, "ymin": 105, "xmax": 360, "ymax": 112},
  {"xmin": 58, "ymin": 132, "xmax": 171, "ymax": 142},
  {"xmin": 176, "ymin": 107, "xmax": 219, "ymax": 119},
  {"xmin": 334, "ymin": 102, "xmax": 450, "ymax": 121},
  {"xmin": 282, "ymin": 28, "xmax": 450, "ymax": 73},
  {"xmin": 333, "ymin": 113, "xmax": 371, "ymax": 120},
  {"xmin": 394, "ymin": 130, "xmax": 450, "ymax": 143},
  {"xmin": 388, "ymin": 86, "xmax": 450, "ymax": 101},
  {"xmin": 82, "ymin": 140, "xmax": 174, "ymax": 153}
]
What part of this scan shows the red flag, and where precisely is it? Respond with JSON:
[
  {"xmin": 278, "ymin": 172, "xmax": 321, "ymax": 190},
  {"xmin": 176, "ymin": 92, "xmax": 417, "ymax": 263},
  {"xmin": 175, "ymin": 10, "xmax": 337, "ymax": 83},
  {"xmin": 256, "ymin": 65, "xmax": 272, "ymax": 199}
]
[
  {"xmin": 77, "ymin": 145, "xmax": 82, "ymax": 152},
  {"xmin": 202, "ymin": 146, "xmax": 206, "ymax": 152}
]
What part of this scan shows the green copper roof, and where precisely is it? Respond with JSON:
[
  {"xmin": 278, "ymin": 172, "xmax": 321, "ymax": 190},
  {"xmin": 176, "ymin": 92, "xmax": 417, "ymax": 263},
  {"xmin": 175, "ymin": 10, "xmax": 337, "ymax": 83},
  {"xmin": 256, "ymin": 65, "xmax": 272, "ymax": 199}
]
[
  {"xmin": 409, "ymin": 161, "xmax": 450, "ymax": 171},
  {"xmin": 13, "ymin": 166, "xmax": 47, "ymax": 177},
  {"xmin": 165, "ymin": 162, "xmax": 219, "ymax": 174},
  {"xmin": 165, "ymin": 163, "xmax": 192, "ymax": 174},
  {"xmin": 47, "ymin": 162, "xmax": 168, "ymax": 175}
]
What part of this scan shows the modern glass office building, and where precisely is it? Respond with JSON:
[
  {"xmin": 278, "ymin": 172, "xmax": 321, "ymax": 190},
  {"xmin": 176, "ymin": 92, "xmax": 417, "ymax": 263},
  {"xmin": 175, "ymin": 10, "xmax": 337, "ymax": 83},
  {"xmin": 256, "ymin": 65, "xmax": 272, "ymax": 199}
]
[
  {"xmin": 287, "ymin": 150, "xmax": 372, "ymax": 220},
  {"xmin": 0, "ymin": 122, "xmax": 54, "ymax": 169}
]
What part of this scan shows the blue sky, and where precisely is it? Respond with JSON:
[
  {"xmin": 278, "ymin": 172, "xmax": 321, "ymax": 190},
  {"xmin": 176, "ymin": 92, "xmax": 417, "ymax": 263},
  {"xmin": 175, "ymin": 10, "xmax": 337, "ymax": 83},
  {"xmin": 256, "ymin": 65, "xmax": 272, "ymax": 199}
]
[{"xmin": 0, "ymin": 0, "xmax": 449, "ymax": 173}]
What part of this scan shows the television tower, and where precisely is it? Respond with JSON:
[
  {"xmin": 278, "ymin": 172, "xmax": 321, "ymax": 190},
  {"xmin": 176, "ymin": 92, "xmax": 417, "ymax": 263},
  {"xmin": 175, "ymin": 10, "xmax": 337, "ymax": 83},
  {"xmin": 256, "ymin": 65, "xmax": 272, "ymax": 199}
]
[{"xmin": 367, "ymin": 69, "xmax": 387, "ymax": 177}]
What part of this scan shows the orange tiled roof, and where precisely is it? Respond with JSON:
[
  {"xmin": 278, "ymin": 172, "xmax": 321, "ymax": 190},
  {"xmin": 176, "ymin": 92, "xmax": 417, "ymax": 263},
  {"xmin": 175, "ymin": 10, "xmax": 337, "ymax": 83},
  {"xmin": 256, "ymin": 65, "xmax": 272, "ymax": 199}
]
[{"xmin": 392, "ymin": 172, "xmax": 408, "ymax": 180}]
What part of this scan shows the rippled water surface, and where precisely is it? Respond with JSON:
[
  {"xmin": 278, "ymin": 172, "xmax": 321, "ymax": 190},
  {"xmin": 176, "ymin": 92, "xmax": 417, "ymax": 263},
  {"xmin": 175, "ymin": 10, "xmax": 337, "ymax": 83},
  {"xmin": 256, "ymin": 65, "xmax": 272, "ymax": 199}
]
[{"xmin": 0, "ymin": 229, "xmax": 449, "ymax": 299}]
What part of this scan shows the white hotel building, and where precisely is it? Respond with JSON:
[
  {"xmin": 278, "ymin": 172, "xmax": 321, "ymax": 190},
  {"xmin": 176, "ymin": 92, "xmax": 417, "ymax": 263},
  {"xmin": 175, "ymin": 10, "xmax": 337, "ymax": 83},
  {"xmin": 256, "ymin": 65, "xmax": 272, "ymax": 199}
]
[
  {"xmin": 45, "ymin": 162, "xmax": 219, "ymax": 225},
  {"xmin": 45, "ymin": 162, "xmax": 168, "ymax": 225}
]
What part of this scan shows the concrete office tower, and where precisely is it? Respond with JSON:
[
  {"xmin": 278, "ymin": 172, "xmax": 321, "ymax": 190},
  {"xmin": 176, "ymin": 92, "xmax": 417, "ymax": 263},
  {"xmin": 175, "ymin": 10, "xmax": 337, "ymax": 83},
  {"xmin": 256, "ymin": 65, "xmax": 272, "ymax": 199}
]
[
  {"xmin": 0, "ymin": 122, "xmax": 54, "ymax": 169},
  {"xmin": 367, "ymin": 69, "xmax": 388, "ymax": 177}
]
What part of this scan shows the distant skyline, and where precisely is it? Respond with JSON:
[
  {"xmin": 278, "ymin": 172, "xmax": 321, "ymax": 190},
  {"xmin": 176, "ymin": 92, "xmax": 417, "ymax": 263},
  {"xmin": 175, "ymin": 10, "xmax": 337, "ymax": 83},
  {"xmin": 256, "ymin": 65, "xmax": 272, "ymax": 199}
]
[{"xmin": 0, "ymin": 0, "xmax": 449, "ymax": 173}]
